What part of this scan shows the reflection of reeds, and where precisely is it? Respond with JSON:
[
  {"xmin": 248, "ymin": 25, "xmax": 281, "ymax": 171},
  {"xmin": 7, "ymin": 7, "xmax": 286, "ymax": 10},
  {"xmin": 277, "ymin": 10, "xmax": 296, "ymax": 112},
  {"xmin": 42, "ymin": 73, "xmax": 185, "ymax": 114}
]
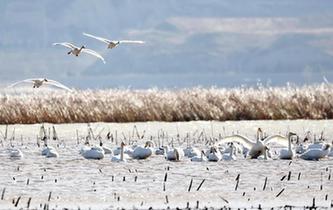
[{"xmin": 1, "ymin": 83, "xmax": 333, "ymax": 124}]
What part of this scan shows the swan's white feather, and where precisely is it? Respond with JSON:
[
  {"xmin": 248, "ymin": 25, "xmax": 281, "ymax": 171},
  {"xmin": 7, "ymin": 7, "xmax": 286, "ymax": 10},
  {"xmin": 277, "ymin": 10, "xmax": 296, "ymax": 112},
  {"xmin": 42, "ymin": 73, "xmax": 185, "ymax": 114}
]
[
  {"xmin": 83, "ymin": 32, "xmax": 111, "ymax": 44},
  {"xmin": 82, "ymin": 49, "xmax": 106, "ymax": 64},
  {"xmin": 215, "ymin": 134, "xmax": 255, "ymax": 149},
  {"xmin": 53, "ymin": 42, "xmax": 77, "ymax": 49}
]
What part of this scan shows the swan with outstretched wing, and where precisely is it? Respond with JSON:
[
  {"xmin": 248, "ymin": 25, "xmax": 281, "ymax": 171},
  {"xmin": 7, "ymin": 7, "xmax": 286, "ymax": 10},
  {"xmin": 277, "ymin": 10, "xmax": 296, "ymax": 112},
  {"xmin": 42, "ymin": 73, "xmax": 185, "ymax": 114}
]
[
  {"xmin": 83, "ymin": 32, "xmax": 145, "ymax": 49},
  {"xmin": 53, "ymin": 42, "xmax": 105, "ymax": 64},
  {"xmin": 7, "ymin": 78, "xmax": 72, "ymax": 91}
]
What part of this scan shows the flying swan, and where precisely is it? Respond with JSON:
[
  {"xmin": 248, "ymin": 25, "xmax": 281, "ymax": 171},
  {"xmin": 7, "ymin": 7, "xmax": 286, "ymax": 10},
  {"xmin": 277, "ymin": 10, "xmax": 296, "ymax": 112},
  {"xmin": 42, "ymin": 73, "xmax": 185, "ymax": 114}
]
[
  {"xmin": 53, "ymin": 42, "xmax": 105, "ymax": 64},
  {"xmin": 83, "ymin": 32, "xmax": 145, "ymax": 49},
  {"xmin": 7, "ymin": 78, "xmax": 72, "ymax": 91}
]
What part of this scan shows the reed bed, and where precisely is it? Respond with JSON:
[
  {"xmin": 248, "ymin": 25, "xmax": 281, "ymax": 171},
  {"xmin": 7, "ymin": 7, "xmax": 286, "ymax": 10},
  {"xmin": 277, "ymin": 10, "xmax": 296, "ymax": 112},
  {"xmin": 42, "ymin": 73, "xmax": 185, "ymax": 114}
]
[{"xmin": 0, "ymin": 83, "xmax": 333, "ymax": 124}]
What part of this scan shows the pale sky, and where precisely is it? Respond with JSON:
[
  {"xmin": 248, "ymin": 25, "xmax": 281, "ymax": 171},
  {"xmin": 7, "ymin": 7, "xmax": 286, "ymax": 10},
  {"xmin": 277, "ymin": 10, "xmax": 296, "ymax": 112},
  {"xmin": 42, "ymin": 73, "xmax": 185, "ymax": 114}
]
[{"xmin": 1, "ymin": 0, "xmax": 333, "ymax": 89}]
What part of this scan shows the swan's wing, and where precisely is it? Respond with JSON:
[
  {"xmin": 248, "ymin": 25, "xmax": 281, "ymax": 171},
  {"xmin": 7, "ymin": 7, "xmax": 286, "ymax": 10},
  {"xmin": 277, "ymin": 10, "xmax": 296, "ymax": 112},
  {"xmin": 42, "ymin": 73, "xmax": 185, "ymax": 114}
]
[
  {"xmin": 263, "ymin": 135, "xmax": 288, "ymax": 147},
  {"xmin": 81, "ymin": 48, "xmax": 106, "ymax": 64},
  {"xmin": 83, "ymin": 32, "xmax": 111, "ymax": 44},
  {"xmin": 52, "ymin": 42, "xmax": 76, "ymax": 50},
  {"xmin": 118, "ymin": 40, "xmax": 145, "ymax": 44},
  {"xmin": 7, "ymin": 78, "xmax": 41, "ymax": 88},
  {"xmin": 45, "ymin": 80, "xmax": 73, "ymax": 92},
  {"xmin": 215, "ymin": 134, "xmax": 255, "ymax": 149}
]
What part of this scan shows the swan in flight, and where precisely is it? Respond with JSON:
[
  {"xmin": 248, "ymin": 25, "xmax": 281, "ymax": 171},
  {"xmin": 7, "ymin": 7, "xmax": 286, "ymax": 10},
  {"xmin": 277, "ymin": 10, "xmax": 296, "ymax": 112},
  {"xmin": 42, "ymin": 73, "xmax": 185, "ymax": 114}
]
[
  {"xmin": 216, "ymin": 128, "xmax": 288, "ymax": 159},
  {"xmin": 7, "ymin": 78, "xmax": 72, "ymax": 91},
  {"xmin": 300, "ymin": 143, "xmax": 331, "ymax": 161},
  {"xmin": 279, "ymin": 132, "xmax": 297, "ymax": 160},
  {"xmin": 83, "ymin": 32, "xmax": 145, "ymax": 49},
  {"xmin": 53, "ymin": 42, "xmax": 105, "ymax": 64}
]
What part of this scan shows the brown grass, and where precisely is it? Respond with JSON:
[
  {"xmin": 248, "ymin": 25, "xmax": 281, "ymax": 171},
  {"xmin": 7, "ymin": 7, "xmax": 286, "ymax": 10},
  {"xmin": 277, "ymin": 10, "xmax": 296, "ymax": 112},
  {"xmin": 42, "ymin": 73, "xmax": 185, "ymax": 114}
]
[{"xmin": 1, "ymin": 84, "xmax": 333, "ymax": 124}]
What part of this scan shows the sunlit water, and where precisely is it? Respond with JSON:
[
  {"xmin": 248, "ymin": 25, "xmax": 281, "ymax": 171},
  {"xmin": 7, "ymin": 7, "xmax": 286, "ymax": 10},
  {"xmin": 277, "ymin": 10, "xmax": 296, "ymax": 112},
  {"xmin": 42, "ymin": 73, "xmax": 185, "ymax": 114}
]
[{"xmin": 0, "ymin": 120, "xmax": 332, "ymax": 209}]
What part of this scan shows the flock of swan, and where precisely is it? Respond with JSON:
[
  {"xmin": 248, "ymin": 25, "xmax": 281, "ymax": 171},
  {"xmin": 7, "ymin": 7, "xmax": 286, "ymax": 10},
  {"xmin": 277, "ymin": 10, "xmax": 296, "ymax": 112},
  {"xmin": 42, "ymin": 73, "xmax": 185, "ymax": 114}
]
[
  {"xmin": 5, "ymin": 126, "xmax": 333, "ymax": 162},
  {"xmin": 6, "ymin": 32, "xmax": 145, "ymax": 91}
]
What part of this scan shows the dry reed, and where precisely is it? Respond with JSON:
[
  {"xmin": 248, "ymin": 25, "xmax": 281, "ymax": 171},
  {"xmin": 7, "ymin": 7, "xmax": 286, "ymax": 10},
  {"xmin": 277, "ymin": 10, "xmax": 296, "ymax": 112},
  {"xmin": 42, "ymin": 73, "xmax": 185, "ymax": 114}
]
[{"xmin": 1, "ymin": 83, "xmax": 333, "ymax": 124}]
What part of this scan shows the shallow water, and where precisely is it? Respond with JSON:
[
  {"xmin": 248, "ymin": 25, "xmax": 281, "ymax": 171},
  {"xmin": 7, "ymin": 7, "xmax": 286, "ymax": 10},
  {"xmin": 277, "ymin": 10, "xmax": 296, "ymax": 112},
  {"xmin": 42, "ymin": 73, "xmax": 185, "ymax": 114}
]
[{"xmin": 0, "ymin": 120, "xmax": 332, "ymax": 209}]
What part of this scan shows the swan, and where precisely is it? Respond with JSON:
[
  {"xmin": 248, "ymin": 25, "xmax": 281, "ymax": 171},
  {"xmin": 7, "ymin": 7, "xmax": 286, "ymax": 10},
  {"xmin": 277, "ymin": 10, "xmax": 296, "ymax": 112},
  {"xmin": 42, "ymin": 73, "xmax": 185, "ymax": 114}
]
[
  {"xmin": 222, "ymin": 143, "xmax": 237, "ymax": 161},
  {"xmin": 99, "ymin": 140, "xmax": 112, "ymax": 154},
  {"xmin": 191, "ymin": 150, "xmax": 208, "ymax": 162},
  {"xmin": 53, "ymin": 42, "xmax": 105, "ymax": 64},
  {"xmin": 207, "ymin": 146, "xmax": 222, "ymax": 161},
  {"xmin": 216, "ymin": 128, "xmax": 288, "ymax": 159},
  {"xmin": 8, "ymin": 148, "xmax": 23, "ymax": 159},
  {"xmin": 279, "ymin": 132, "xmax": 297, "ymax": 160},
  {"xmin": 132, "ymin": 141, "xmax": 154, "ymax": 159},
  {"xmin": 83, "ymin": 32, "xmax": 145, "ymax": 49},
  {"xmin": 81, "ymin": 145, "xmax": 105, "ymax": 160},
  {"xmin": 111, "ymin": 142, "xmax": 128, "ymax": 162},
  {"xmin": 300, "ymin": 143, "xmax": 331, "ymax": 161},
  {"xmin": 7, "ymin": 78, "xmax": 72, "ymax": 91},
  {"xmin": 45, "ymin": 147, "xmax": 59, "ymax": 158},
  {"xmin": 163, "ymin": 146, "xmax": 184, "ymax": 161},
  {"xmin": 183, "ymin": 146, "xmax": 201, "ymax": 158}
]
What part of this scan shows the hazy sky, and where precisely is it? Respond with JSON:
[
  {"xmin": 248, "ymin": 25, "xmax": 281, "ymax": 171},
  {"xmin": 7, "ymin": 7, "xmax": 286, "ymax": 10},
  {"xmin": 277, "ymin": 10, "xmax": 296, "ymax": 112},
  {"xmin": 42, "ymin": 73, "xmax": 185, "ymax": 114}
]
[{"xmin": 1, "ymin": 0, "xmax": 333, "ymax": 89}]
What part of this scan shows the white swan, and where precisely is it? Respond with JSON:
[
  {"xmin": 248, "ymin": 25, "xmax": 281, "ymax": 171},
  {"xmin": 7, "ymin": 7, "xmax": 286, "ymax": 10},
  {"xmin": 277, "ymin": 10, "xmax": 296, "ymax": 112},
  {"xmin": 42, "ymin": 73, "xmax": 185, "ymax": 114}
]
[
  {"xmin": 163, "ymin": 146, "xmax": 184, "ymax": 161},
  {"xmin": 132, "ymin": 141, "xmax": 154, "ymax": 159},
  {"xmin": 300, "ymin": 143, "xmax": 331, "ymax": 161},
  {"xmin": 111, "ymin": 142, "xmax": 129, "ymax": 162},
  {"xmin": 7, "ymin": 78, "xmax": 72, "ymax": 91},
  {"xmin": 83, "ymin": 32, "xmax": 145, "ymax": 49},
  {"xmin": 191, "ymin": 150, "xmax": 208, "ymax": 162},
  {"xmin": 53, "ymin": 42, "xmax": 105, "ymax": 63},
  {"xmin": 99, "ymin": 140, "xmax": 112, "ymax": 154},
  {"xmin": 8, "ymin": 148, "xmax": 23, "ymax": 159},
  {"xmin": 45, "ymin": 147, "xmax": 59, "ymax": 158},
  {"xmin": 207, "ymin": 146, "xmax": 222, "ymax": 161},
  {"xmin": 216, "ymin": 128, "xmax": 288, "ymax": 159},
  {"xmin": 222, "ymin": 143, "xmax": 237, "ymax": 161},
  {"xmin": 183, "ymin": 146, "xmax": 201, "ymax": 158},
  {"xmin": 81, "ymin": 145, "xmax": 105, "ymax": 160},
  {"xmin": 279, "ymin": 132, "xmax": 297, "ymax": 160}
]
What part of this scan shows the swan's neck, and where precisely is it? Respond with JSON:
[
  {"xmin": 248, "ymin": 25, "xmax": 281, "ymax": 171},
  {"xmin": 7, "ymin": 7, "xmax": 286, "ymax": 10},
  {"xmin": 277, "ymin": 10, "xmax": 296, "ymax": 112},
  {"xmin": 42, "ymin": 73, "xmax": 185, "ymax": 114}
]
[
  {"xmin": 288, "ymin": 135, "xmax": 292, "ymax": 151},
  {"xmin": 120, "ymin": 145, "xmax": 124, "ymax": 161},
  {"xmin": 256, "ymin": 130, "xmax": 262, "ymax": 143},
  {"xmin": 79, "ymin": 46, "xmax": 84, "ymax": 53},
  {"xmin": 229, "ymin": 146, "xmax": 234, "ymax": 156}
]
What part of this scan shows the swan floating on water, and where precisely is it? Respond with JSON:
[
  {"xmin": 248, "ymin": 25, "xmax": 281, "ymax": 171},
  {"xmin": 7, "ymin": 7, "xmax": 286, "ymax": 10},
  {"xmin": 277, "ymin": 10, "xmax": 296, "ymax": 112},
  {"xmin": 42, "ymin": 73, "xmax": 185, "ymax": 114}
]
[
  {"xmin": 7, "ymin": 78, "xmax": 72, "ymax": 91},
  {"xmin": 8, "ymin": 148, "xmax": 23, "ymax": 159},
  {"xmin": 53, "ymin": 42, "xmax": 105, "ymax": 63},
  {"xmin": 163, "ymin": 146, "xmax": 184, "ymax": 161},
  {"xmin": 183, "ymin": 146, "xmax": 201, "ymax": 158},
  {"xmin": 207, "ymin": 146, "xmax": 222, "ymax": 161},
  {"xmin": 222, "ymin": 143, "xmax": 237, "ymax": 161},
  {"xmin": 83, "ymin": 32, "xmax": 145, "ymax": 49},
  {"xmin": 111, "ymin": 142, "xmax": 128, "ymax": 162},
  {"xmin": 300, "ymin": 143, "xmax": 331, "ymax": 161},
  {"xmin": 191, "ymin": 150, "xmax": 208, "ymax": 162},
  {"xmin": 279, "ymin": 132, "xmax": 297, "ymax": 160},
  {"xmin": 132, "ymin": 141, "xmax": 154, "ymax": 159},
  {"xmin": 81, "ymin": 145, "xmax": 105, "ymax": 160},
  {"xmin": 216, "ymin": 128, "xmax": 288, "ymax": 159}
]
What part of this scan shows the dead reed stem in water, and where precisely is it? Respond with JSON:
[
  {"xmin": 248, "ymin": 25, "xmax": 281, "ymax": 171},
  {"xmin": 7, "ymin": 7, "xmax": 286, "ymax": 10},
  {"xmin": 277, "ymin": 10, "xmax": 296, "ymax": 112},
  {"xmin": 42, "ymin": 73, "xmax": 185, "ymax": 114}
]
[{"xmin": 1, "ymin": 84, "xmax": 333, "ymax": 124}]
